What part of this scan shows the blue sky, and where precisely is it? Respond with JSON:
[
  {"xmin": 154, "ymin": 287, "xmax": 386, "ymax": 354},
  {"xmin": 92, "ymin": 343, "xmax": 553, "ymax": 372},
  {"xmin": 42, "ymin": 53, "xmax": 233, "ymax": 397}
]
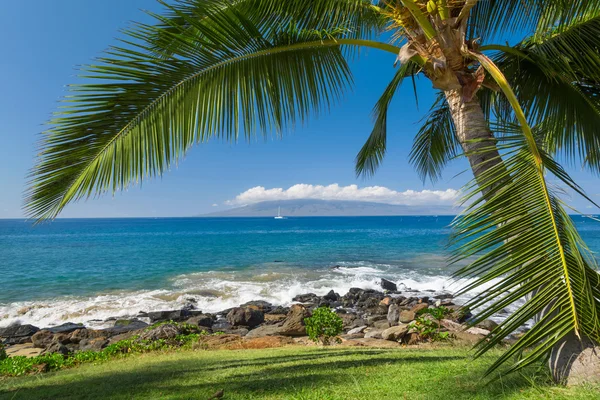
[{"xmin": 0, "ymin": 0, "xmax": 598, "ymax": 218}]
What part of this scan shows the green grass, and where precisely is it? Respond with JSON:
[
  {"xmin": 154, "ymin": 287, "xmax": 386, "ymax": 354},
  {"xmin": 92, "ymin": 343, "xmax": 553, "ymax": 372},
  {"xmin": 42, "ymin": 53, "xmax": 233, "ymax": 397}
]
[{"xmin": 0, "ymin": 346, "xmax": 599, "ymax": 399}]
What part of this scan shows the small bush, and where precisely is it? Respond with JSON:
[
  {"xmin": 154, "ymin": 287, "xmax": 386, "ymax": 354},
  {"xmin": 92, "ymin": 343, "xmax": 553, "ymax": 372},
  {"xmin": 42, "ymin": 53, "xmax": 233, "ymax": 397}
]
[
  {"xmin": 304, "ymin": 307, "xmax": 343, "ymax": 345},
  {"xmin": 408, "ymin": 314, "xmax": 452, "ymax": 342},
  {"xmin": 0, "ymin": 330, "xmax": 211, "ymax": 377},
  {"xmin": 0, "ymin": 343, "xmax": 7, "ymax": 361}
]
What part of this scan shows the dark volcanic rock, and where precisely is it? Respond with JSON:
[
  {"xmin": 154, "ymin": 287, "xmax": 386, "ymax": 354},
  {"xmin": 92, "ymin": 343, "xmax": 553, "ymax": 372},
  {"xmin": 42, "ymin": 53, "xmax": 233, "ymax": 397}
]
[
  {"xmin": 0, "ymin": 324, "xmax": 39, "ymax": 340},
  {"xmin": 380, "ymin": 278, "xmax": 397, "ymax": 292},
  {"xmin": 43, "ymin": 342, "xmax": 70, "ymax": 356},
  {"xmin": 226, "ymin": 307, "xmax": 264, "ymax": 328},
  {"xmin": 292, "ymin": 293, "xmax": 319, "ymax": 304},
  {"xmin": 139, "ymin": 324, "xmax": 179, "ymax": 341},
  {"xmin": 47, "ymin": 323, "xmax": 84, "ymax": 334},
  {"xmin": 79, "ymin": 338, "xmax": 109, "ymax": 352},
  {"xmin": 323, "ymin": 290, "xmax": 340, "ymax": 302},
  {"xmin": 241, "ymin": 301, "xmax": 273, "ymax": 313},
  {"xmin": 103, "ymin": 320, "xmax": 148, "ymax": 336},
  {"xmin": 212, "ymin": 320, "xmax": 232, "ymax": 332},
  {"xmin": 147, "ymin": 310, "xmax": 191, "ymax": 322},
  {"xmin": 186, "ymin": 314, "xmax": 214, "ymax": 328}
]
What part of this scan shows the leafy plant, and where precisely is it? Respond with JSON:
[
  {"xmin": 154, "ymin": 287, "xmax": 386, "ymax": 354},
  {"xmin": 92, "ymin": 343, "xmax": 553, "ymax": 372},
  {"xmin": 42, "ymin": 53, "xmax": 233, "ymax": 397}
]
[
  {"xmin": 304, "ymin": 307, "xmax": 343, "ymax": 345},
  {"xmin": 0, "ymin": 331, "xmax": 209, "ymax": 377},
  {"xmin": 0, "ymin": 343, "xmax": 7, "ymax": 361},
  {"xmin": 408, "ymin": 316, "xmax": 452, "ymax": 342}
]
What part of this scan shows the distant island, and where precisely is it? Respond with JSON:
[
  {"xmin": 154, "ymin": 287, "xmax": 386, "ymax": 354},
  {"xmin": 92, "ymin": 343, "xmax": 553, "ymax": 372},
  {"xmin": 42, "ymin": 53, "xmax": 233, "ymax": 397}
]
[{"xmin": 201, "ymin": 199, "xmax": 459, "ymax": 217}]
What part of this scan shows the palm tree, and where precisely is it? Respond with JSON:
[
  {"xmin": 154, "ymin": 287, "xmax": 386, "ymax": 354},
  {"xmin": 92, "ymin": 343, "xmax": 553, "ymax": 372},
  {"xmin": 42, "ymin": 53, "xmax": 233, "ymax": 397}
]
[{"xmin": 26, "ymin": 0, "xmax": 600, "ymax": 384}]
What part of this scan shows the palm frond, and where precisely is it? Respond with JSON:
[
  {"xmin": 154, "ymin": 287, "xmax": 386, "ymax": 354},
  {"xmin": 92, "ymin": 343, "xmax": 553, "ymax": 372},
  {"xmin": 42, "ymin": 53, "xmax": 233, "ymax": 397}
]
[
  {"xmin": 469, "ymin": 0, "xmax": 600, "ymax": 42},
  {"xmin": 25, "ymin": 1, "xmax": 398, "ymax": 221},
  {"xmin": 408, "ymin": 93, "xmax": 460, "ymax": 183},
  {"xmin": 481, "ymin": 13, "xmax": 600, "ymax": 173},
  {"xmin": 355, "ymin": 61, "xmax": 420, "ymax": 177},
  {"xmin": 451, "ymin": 52, "xmax": 600, "ymax": 377},
  {"xmin": 147, "ymin": 0, "xmax": 387, "ymax": 58}
]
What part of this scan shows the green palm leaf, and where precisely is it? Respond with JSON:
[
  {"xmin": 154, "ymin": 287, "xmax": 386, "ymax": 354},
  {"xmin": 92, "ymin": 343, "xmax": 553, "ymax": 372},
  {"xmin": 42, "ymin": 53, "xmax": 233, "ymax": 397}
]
[
  {"xmin": 451, "ymin": 53, "xmax": 600, "ymax": 376},
  {"xmin": 480, "ymin": 13, "xmax": 600, "ymax": 173},
  {"xmin": 355, "ymin": 61, "xmax": 420, "ymax": 177},
  {"xmin": 469, "ymin": 0, "xmax": 600, "ymax": 41},
  {"xmin": 26, "ymin": 1, "xmax": 398, "ymax": 221},
  {"xmin": 408, "ymin": 93, "xmax": 461, "ymax": 183}
]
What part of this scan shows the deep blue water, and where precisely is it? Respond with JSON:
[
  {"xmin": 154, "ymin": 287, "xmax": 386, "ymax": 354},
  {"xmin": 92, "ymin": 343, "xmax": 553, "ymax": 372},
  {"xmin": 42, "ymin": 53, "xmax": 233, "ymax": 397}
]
[{"xmin": 1, "ymin": 216, "xmax": 599, "ymax": 328}]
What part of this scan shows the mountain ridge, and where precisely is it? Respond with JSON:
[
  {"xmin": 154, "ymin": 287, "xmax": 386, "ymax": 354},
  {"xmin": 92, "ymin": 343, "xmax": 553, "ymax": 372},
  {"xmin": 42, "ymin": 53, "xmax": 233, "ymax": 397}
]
[{"xmin": 201, "ymin": 199, "xmax": 459, "ymax": 217}]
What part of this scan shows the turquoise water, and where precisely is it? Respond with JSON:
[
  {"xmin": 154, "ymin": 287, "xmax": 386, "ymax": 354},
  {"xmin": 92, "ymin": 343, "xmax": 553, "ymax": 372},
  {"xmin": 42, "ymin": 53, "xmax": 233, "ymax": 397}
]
[{"xmin": 1, "ymin": 216, "xmax": 599, "ymax": 328}]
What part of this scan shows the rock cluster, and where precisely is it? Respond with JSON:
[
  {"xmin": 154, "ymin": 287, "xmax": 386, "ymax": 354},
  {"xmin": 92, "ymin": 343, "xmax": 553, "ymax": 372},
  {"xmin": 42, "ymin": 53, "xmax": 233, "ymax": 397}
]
[{"xmin": 1, "ymin": 280, "xmax": 499, "ymax": 356}]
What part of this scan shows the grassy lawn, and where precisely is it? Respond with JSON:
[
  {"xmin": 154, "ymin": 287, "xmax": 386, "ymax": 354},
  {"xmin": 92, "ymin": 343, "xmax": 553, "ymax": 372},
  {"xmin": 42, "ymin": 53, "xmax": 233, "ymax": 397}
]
[{"xmin": 0, "ymin": 345, "xmax": 599, "ymax": 400}]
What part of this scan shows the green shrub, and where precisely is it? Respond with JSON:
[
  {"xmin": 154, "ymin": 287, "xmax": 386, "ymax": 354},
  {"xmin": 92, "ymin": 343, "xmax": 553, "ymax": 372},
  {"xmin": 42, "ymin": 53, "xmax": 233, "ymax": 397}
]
[
  {"xmin": 0, "ymin": 343, "xmax": 7, "ymax": 361},
  {"xmin": 408, "ymin": 315, "xmax": 452, "ymax": 342},
  {"xmin": 0, "ymin": 330, "xmax": 212, "ymax": 377},
  {"xmin": 304, "ymin": 307, "xmax": 343, "ymax": 345}
]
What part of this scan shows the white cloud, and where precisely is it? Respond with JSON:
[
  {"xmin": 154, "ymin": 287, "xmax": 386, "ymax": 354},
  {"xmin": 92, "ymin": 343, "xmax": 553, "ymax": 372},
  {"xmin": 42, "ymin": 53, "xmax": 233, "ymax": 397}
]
[
  {"xmin": 212, "ymin": 204, "xmax": 219, "ymax": 207},
  {"xmin": 226, "ymin": 184, "xmax": 459, "ymax": 206}
]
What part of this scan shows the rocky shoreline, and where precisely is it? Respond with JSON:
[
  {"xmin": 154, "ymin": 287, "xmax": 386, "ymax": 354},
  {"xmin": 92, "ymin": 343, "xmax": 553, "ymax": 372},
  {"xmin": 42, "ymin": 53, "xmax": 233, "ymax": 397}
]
[{"xmin": 1, "ymin": 280, "xmax": 501, "ymax": 358}]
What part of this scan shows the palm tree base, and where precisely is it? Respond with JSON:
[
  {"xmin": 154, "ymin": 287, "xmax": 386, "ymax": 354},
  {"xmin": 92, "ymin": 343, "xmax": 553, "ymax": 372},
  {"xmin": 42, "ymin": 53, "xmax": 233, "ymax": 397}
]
[{"xmin": 549, "ymin": 334, "xmax": 600, "ymax": 386}]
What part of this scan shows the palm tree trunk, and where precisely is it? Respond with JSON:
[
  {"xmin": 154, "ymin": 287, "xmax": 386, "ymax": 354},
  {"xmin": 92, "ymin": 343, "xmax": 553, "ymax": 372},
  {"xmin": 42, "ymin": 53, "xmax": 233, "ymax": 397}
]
[{"xmin": 444, "ymin": 89, "xmax": 599, "ymax": 385}]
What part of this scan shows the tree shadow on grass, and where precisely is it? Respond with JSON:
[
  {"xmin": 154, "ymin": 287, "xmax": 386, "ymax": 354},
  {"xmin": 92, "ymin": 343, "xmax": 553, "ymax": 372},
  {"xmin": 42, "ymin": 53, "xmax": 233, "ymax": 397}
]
[{"xmin": 0, "ymin": 348, "xmax": 537, "ymax": 400}]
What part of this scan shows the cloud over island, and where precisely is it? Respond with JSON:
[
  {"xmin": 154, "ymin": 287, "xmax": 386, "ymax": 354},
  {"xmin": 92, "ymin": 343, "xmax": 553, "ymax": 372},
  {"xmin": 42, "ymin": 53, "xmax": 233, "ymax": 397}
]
[{"xmin": 226, "ymin": 184, "xmax": 459, "ymax": 206}]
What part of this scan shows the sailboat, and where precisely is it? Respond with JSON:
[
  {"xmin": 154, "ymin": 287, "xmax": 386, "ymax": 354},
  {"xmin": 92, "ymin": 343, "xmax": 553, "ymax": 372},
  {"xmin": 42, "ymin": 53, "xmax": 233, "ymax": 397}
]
[{"xmin": 274, "ymin": 206, "xmax": 284, "ymax": 219}]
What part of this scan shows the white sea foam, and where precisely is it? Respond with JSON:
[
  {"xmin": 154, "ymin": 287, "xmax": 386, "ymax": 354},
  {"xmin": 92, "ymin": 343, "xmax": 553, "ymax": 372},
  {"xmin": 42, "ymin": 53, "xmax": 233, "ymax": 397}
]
[{"xmin": 0, "ymin": 261, "xmax": 520, "ymax": 329}]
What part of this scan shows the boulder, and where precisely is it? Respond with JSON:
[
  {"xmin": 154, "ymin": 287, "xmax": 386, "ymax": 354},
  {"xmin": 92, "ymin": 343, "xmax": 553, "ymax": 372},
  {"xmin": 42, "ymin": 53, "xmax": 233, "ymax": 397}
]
[
  {"xmin": 399, "ymin": 310, "xmax": 416, "ymax": 323},
  {"xmin": 379, "ymin": 297, "xmax": 391, "ymax": 306},
  {"xmin": 0, "ymin": 324, "xmax": 39, "ymax": 344},
  {"xmin": 405, "ymin": 332, "xmax": 421, "ymax": 345},
  {"xmin": 78, "ymin": 338, "xmax": 108, "ymax": 352},
  {"xmin": 139, "ymin": 324, "xmax": 179, "ymax": 341},
  {"xmin": 102, "ymin": 320, "xmax": 148, "ymax": 336},
  {"xmin": 278, "ymin": 304, "xmax": 309, "ymax": 336},
  {"xmin": 380, "ymin": 279, "xmax": 397, "ymax": 292},
  {"xmin": 69, "ymin": 329, "xmax": 106, "ymax": 344},
  {"xmin": 347, "ymin": 326, "xmax": 367, "ymax": 335},
  {"xmin": 337, "ymin": 312, "xmax": 357, "ymax": 328},
  {"xmin": 349, "ymin": 318, "xmax": 368, "ymax": 329},
  {"xmin": 212, "ymin": 321, "xmax": 232, "ymax": 332},
  {"xmin": 47, "ymin": 323, "xmax": 84, "ymax": 334},
  {"xmin": 465, "ymin": 327, "xmax": 490, "ymax": 336},
  {"xmin": 292, "ymin": 293, "xmax": 319, "ymax": 303},
  {"xmin": 323, "ymin": 290, "xmax": 340, "ymax": 302},
  {"xmin": 31, "ymin": 330, "xmax": 54, "ymax": 348},
  {"xmin": 476, "ymin": 319, "xmax": 498, "ymax": 332},
  {"xmin": 226, "ymin": 307, "xmax": 264, "ymax": 328},
  {"xmin": 241, "ymin": 301, "xmax": 273, "ymax": 313},
  {"xmin": 147, "ymin": 310, "xmax": 191, "ymax": 323},
  {"xmin": 364, "ymin": 329, "xmax": 384, "ymax": 339},
  {"xmin": 382, "ymin": 325, "xmax": 409, "ymax": 341},
  {"xmin": 244, "ymin": 324, "xmax": 282, "ymax": 338},
  {"xmin": 186, "ymin": 314, "xmax": 214, "ymax": 328},
  {"xmin": 410, "ymin": 303, "xmax": 429, "ymax": 314},
  {"xmin": 43, "ymin": 342, "xmax": 69, "ymax": 356},
  {"xmin": 373, "ymin": 320, "xmax": 390, "ymax": 330},
  {"xmin": 264, "ymin": 314, "xmax": 287, "ymax": 324},
  {"xmin": 440, "ymin": 319, "xmax": 464, "ymax": 332},
  {"xmin": 387, "ymin": 304, "xmax": 400, "ymax": 326},
  {"xmin": 434, "ymin": 293, "xmax": 453, "ymax": 300}
]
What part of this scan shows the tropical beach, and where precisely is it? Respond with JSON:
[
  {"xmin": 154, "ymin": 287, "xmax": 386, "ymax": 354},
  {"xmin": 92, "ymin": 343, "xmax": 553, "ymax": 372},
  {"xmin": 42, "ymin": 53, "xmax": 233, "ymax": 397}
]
[{"xmin": 2, "ymin": 0, "xmax": 600, "ymax": 399}]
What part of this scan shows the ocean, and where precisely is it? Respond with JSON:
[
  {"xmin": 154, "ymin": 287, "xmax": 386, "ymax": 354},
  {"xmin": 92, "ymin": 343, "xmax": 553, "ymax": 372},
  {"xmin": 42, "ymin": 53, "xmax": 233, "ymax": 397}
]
[{"xmin": 1, "ymin": 216, "xmax": 599, "ymax": 329}]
